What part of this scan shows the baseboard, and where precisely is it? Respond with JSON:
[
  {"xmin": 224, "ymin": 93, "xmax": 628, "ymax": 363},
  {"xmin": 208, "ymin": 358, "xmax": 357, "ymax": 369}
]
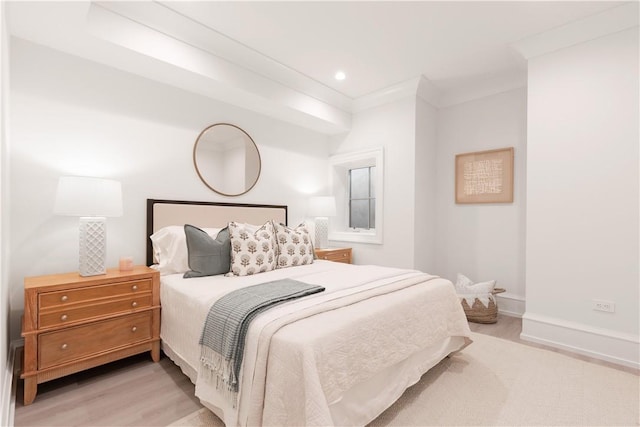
[
  {"xmin": 521, "ymin": 312, "xmax": 639, "ymax": 369},
  {"xmin": 2, "ymin": 339, "xmax": 22, "ymax": 427},
  {"xmin": 496, "ymin": 292, "xmax": 525, "ymax": 318}
]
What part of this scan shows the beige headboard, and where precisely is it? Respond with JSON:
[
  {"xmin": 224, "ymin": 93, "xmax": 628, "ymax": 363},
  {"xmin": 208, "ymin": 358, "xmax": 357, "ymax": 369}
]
[{"xmin": 146, "ymin": 199, "xmax": 288, "ymax": 265}]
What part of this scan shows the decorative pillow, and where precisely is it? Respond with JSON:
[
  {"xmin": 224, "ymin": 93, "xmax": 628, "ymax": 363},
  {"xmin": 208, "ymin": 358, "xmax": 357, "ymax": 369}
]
[
  {"xmin": 455, "ymin": 273, "xmax": 496, "ymax": 295},
  {"xmin": 455, "ymin": 273, "xmax": 474, "ymax": 293},
  {"xmin": 150, "ymin": 225, "xmax": 222, "ymax": 275},
  {"xmin": 227, "ymin": 221, "xmax": 277, "ymax": 276},
  {"xmin": 183, "ymin": 225, "xmax": 231, "ymax": 278},
  {"xmin": 274, "ymin": 222, "xmax": 314, "ymax": 269}
]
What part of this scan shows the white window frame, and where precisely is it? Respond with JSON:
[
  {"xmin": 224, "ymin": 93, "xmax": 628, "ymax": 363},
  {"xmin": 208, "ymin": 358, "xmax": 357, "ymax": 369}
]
[{"xmin": 328, "ymin": 148, "xmax": 384, "ymax": 245}]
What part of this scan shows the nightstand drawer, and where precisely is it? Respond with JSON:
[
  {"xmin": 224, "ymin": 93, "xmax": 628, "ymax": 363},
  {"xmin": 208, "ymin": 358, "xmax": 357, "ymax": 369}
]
[
  {"xmin": 315, "ymin": 248, "xmax": 352, "ymax": 264},
  {"xmin": 38, "ymin": 311, "xmax": 152, "ymax": 369},
  {"xmin": 39, "ymin": 279, "xmax": 152, "ymax": 309},
  {"xmin": 39, "ymin": 294, "xmax": 153, "ymax": 329},
  {"xmin": 320, "ymin": 252, "xmax": 350, "ymax": 262},
  {"xmin": 22, "ymin": 266, "xmax": 160, "ymax": 405}
]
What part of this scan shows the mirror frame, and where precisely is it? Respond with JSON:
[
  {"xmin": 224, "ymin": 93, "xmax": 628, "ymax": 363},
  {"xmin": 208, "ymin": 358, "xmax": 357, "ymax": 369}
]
[{"xmin": 193, "ymin": 123, "xmax": 262, "ymax": 197}]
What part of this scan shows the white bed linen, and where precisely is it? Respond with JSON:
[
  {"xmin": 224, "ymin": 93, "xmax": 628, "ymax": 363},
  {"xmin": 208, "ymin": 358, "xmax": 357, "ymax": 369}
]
[{"xmin": 160, "ymin": 261, "xmax": 471, "ymax": 426}]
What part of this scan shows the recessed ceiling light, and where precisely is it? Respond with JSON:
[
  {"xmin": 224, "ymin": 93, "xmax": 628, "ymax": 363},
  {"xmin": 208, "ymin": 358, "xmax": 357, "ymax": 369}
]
[{"xmin": 334, "ymin": 71, "xmax": 346, "ymax": 81}]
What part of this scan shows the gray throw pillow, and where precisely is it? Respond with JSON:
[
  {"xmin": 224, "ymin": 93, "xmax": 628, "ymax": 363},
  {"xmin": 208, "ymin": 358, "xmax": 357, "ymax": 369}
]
[{"xmin": 183, "ymin": 224, "xmax": 231, "ymax": 278}]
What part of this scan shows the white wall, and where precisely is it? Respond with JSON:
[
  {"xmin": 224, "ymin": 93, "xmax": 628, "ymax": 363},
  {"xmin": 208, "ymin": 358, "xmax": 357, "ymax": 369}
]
[
  {"xmin": 329, "ymin": 88, "xmax": 524, "ymax": 287},
  {"xmin": 0, "ymin": 3, "xmax": 10, "ymax": 423},
  {"xmin": 414, "ymin": 97, "xmax": 438, "ymax": 273},
  {"xmin": 8, "ymin": 38, "xmax": 331, "ymax": 340},
  {"xmin": 435, "ymin": 88, "xmax": 527, "ymax": 316},
  {"xmin": 524, "ymin": 27, "xmax": 639, "ymax": 367},
  {"xmin": 329, "ymin": 97, "xmax": 417, "ymax": 268}
]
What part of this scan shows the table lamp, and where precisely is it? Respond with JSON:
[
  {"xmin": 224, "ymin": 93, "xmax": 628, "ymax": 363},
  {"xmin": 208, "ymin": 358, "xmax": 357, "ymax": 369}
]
[
  {"xmin": 54, "ymin": 176, "xmax": 123, "ymax": 276},
  {"xmin": 308, "ymin": 196, "xmax": 336, "ymax": 249}
]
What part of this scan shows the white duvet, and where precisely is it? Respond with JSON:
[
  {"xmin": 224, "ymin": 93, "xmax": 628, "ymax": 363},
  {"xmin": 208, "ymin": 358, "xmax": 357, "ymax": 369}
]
[{"xmin": 160, "ymin": 261, "xmax": 471, "ymax": 426}]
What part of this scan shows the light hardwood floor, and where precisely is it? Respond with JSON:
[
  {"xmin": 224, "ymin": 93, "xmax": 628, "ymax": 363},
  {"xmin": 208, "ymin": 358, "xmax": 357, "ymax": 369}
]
[{"xmin": 13, "ymin": 315, "xmax": 637, "ymax": 426}]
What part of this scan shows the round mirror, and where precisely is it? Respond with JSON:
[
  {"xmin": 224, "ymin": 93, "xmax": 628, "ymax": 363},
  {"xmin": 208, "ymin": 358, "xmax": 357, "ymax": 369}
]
[{"xmin": 193, "ymin": 123, "xmax": 261, "ymax": 196}]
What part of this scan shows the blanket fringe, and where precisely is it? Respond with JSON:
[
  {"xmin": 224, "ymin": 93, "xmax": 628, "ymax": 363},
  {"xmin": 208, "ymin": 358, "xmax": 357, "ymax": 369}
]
[{"xmin": 200, "ymin": 347, "xmax": 239, "ymax": 407}]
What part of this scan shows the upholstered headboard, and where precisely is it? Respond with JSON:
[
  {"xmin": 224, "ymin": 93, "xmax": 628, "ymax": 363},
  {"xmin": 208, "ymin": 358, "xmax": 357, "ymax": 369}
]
[{"xmin": 146, "ymin": 199, "xmax": 288, "ymax": 266}]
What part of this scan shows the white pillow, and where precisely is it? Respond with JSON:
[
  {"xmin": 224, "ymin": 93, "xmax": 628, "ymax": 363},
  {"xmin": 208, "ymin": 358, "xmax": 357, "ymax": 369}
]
[
  {"xmin": 455, "ymin": 273, "xmax": 474, "ymax": 293},
  {"xmin": 455, "ymin": 273, "xmax": 496, "ymax": 294},
  {"xmin": 150, "ymin": 225, "xmax": 222, "ymax": 275}
]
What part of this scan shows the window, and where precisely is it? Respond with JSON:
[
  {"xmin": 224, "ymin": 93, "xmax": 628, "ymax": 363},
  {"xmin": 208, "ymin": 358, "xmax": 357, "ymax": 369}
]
[
  {"xmin": 329, "ymin": 148, "xmax": 383, "ymax": 244},
  {"xmin": 349, "ymin": 166, "xmax": 375, "ymax": 229}
]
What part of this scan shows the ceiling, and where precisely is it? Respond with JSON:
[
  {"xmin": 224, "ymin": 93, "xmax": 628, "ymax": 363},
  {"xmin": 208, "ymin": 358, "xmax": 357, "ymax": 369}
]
[
  {"xmin": 6, "ymin": 1, "xmax": 633, "ymax": 133},
  {"xmin": 158, "ymin": 1, "xmax": 622, "ymax": 98}
]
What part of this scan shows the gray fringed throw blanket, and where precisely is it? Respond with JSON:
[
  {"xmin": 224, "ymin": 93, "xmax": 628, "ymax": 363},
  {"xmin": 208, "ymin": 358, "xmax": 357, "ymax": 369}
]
[{"xmin": 199, "ymin": 279, "xmax": 325, "ymax": 397}]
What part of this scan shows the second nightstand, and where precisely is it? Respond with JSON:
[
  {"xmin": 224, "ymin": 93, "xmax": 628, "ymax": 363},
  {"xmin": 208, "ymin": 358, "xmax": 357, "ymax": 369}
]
[
  {"xmin": 21, "ymin": 266, "xmax": 160, "ymax": 405},
  {"xmin": 315, "ymin": 247, "xmax": 352, "ymax": 264}
]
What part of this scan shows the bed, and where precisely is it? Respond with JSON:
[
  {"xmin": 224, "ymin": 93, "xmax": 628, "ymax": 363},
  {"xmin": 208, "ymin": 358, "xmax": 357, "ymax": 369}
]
[{"xmin": 147, "ymin": 199, "xmax": 472, "ymax": 426}]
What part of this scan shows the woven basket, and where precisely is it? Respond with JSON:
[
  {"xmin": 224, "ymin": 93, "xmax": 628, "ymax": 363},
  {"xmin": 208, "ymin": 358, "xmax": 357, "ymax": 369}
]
[{"xmin": 461, "ymin": 288, "xmax": 505, "ymax": 324}]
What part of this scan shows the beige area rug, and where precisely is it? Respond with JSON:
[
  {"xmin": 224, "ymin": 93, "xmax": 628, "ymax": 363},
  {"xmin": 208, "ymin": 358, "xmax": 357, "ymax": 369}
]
[{"xmin": 168, "ymin": 333, "xmax": 639, "ymax": 426}]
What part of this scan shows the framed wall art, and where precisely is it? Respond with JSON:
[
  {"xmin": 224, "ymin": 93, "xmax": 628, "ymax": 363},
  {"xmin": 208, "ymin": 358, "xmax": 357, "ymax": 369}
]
[{"xmin": 455, "ymin": 147, "xmax": 514, "ymax": 204}]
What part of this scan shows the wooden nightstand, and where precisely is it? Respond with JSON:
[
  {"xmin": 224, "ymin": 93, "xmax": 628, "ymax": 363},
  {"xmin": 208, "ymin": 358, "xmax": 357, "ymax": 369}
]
[
  {"xmin": 315, "ymin": 247, "xmax": 352, "ymax": 264},
  {"xmin": 20, "ymin": 266, "xmax": 160, "ymax": 405}
]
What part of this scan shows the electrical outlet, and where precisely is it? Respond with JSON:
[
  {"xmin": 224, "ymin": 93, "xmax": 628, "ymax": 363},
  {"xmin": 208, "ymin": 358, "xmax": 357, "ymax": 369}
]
[{"xmin": 592, "ymin": 299, "xmax": 615, "ymax": 313}]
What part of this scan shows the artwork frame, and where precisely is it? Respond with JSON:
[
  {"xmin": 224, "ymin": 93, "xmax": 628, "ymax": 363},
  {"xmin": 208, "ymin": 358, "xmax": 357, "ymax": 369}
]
[{"xmin": 455, "ymin": 147, "xmax": 514, "ymax": 204}]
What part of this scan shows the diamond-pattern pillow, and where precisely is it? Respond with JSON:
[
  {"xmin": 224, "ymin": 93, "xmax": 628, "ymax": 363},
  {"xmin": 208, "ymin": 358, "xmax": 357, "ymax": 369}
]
[
  {"xmin": 274, "ymin": 222, "xmax": 314, "ymax": 269},
  {"xmin": 227, "ymin": 221, "xmax": 277, "ymax": 276}
]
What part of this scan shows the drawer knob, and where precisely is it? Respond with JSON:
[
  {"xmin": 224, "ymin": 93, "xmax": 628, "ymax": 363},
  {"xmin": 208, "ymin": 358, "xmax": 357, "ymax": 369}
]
[
  {"xmin": 132, "ymin": 285, "xmax": 138, "ymax": 291},
  {"xmin": 131, "ymin": 326, "xmax": 137, "ymax": 332},
  {"xmin": 131, "ymin": 301, "xmax": 138, "ymax": 308},
  {"xmin": 61, "ymin": 343, "xmax": 68, "ymax": 350},
  {"xmin": 61, "ymin": 295, "xmax": 68, "ymax": 302},
  {"xmin": 323, "ymin": 256, "xmax": 328, "ymax": 259},
  {"xmin": 342, "ymin": 253, "xmax": 346, "ymax": 257},
  {"xmin": 60, "ymin": 314, "xmax": 68, "ymax": 321}
]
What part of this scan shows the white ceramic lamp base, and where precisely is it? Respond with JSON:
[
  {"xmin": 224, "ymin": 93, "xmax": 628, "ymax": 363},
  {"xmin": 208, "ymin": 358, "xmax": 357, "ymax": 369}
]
[
  {"xmin": 79, "ymin": 217, "xmax": 107, "ymax": 276},
  {"xmin": 315, "ymin": 216, "xmax": 329, "ymax": 249}
]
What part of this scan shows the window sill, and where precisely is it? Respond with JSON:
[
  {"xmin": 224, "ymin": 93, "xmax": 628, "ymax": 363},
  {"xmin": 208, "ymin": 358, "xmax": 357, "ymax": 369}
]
[{"xmin": 329, "ymin": 230, "xmax": 382, "ymax": 245}]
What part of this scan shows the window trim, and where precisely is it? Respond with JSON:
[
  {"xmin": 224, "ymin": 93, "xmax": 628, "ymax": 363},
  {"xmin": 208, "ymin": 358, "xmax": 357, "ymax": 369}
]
[{"xmin": 329, "ymin": 148, "xmax": 383, "ymax": 245}]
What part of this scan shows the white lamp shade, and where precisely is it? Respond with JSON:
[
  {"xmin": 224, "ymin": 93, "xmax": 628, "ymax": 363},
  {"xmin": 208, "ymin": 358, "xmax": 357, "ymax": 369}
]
[
  {"xmin": 308, "ymin": 196, "xmax": 336, "ymax": 217},
  {"xmin": 54, "ymin": 176, "xmax": 123, "ymax": 217}
]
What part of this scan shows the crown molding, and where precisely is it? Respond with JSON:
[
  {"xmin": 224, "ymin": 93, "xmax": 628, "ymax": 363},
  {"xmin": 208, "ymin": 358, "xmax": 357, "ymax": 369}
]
[
  {"xmin": 352, "ymin": 75, "xmax": 442, "ymax": 113},
  {"xmin": 439, "ymin": 69, "xmax": 527, "ymax": 108},
  {"xmin": 352, "ymin": 77, "xmax": 421, "ymax": 113},
  {"xmin": 98, "ymin": 1, "xmax": 353, "ymax": 113},
  {"xmin": 86, "ymin": 3, "xmax": 351, "ymax": 134},
  {"xmin": 351, "ymin": 70, "xmax": 528, "ymax": 111},
  {"xmin": 511, "ymin": 2, "xmax": 639, "ymax": 60},
  {"xmin": 416, "ymin": 76, "xmax": 442, "ymax": 109}
]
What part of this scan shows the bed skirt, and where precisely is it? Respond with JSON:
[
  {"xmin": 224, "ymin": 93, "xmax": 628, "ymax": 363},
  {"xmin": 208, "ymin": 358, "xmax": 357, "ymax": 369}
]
[{"xmin": 162, "ymin": 335, "xmax": 468, "ymax": 426}]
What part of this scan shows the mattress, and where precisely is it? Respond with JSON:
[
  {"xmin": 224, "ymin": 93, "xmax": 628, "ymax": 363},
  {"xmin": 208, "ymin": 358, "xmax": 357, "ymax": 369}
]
[{"xmin": 160, "ymin": 260, "xmax": 471, "ymax": 426}]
